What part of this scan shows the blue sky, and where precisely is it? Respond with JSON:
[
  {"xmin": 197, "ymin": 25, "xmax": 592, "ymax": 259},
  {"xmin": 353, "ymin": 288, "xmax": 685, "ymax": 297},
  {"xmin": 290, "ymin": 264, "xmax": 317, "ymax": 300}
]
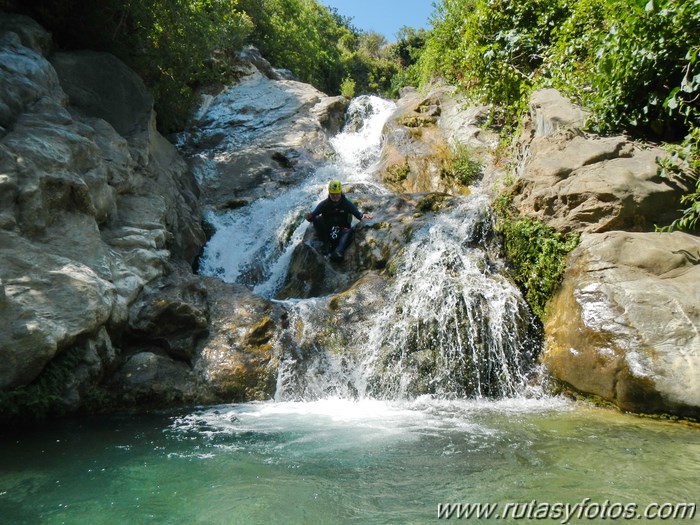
[{"xmin": 321, "ymin": 0, "xmax": 436, "ymax": 42}]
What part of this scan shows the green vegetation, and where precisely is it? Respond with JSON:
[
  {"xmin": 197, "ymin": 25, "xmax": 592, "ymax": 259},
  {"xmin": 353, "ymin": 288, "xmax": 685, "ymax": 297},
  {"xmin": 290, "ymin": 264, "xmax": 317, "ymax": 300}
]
[
  {"xmin": 9, "ymin": 0, "xmax": 420, "ymax": 132},
  {"xmin": 408, "ymin": 0, "xmax": 699, "ymax": 141},
  {"xmin": 445, "ymin": 144, "xmax": 483, "ymax": 186},
  {"xmin": 657, "ymin": 127, "xmax": 700, "ymax": 232},
  {"xmin": 9, "ymin": 0, "xmax": 697, "ymax": 157},
  {"xmin": 493, "ymin": 194, "xmax": 579, "ymax": 321},
  {"xmin": 0, "ymin": 346, "xmax": 85, "ymax": 423},
  {"xmin": 10, "ymin": 0, "xmax": 254, "ymax": 132},
  {"xmin": 396, "ymin": 0, "xmax": 698, "ymax": 231}
]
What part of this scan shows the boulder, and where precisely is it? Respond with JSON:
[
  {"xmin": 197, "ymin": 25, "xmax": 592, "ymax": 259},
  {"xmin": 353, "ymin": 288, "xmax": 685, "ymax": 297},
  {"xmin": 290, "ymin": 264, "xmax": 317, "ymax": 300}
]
[
  {"xmin": 0, "ymin": 14, "xmax": 63, "ymax": 132},
  {"xmin": 49, "ymin": 51, "xmax": 154, "ymax": 157},
  {"xmin": 513, "ymin": 89, "xmax": 694, "ymax": 233},
  {"xmin": 543, "ymin": 231, "xmax": 700, "ymax": 418},
  {"xmin": 193, "ymin": 277, "xmax": 288, "ymax": 402},
  {"xmin": 126, "ymin": 262, "xmax": 209, "ymax": 362},
  {"xmin": 180, "ymin": 63, "xmax": 348, "ymax": 210},
  {"xmin": 0, "ymin": 230, "xmax": 116, "ymax": 389}
]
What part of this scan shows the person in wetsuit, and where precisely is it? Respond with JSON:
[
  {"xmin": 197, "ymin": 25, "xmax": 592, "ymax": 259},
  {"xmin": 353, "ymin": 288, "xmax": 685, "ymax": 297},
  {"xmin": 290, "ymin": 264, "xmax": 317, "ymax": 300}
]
[{"xmin": 304, "ymin": 180, "xmax": 373, "ymax": 262}]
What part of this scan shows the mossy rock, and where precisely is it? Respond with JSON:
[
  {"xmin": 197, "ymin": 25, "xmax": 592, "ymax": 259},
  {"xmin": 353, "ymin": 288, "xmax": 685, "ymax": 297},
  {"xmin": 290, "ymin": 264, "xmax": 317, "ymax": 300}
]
[
  {"xmin": 387, "ymin": 162, "xmax": 410, "ymax": 182},
  {"xmin": 397, "ymin": 114, "xmax": 437, "ymax": 128},
  {"xmin": 415, "ymin": 193, "xmax": 447, "ymax": 213}
]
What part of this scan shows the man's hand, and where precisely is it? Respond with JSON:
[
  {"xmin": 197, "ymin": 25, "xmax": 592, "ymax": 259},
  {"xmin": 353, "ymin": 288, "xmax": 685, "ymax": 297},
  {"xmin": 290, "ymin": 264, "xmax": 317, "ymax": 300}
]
[
  {"xmin": 304, "ymin": 212, "xmax": 313, "ymax": 222},
  {"xmin": 361, "ymin": 213, "xmax": 373, "ymax": 221}
]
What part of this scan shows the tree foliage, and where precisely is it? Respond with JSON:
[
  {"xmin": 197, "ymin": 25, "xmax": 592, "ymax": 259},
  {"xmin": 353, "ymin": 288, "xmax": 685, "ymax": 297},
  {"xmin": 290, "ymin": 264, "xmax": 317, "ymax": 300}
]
[
  {"xmin": 11, "ymin": 0, "xmax": 253, "ymax": 132},
  {"xmin": 414, "ymin": 0, "xmax": 699, "ymax": 138},
  {"xmin": 238, "ymin": 0, "xmax": 345, "ymax": 94},
  {"xmin": 411, "ymin": 0, "xmax": 699, "ymax": 230},
  {"xmin": 9, "ymin": 0, "xmax": 413, "ymax": 130}
]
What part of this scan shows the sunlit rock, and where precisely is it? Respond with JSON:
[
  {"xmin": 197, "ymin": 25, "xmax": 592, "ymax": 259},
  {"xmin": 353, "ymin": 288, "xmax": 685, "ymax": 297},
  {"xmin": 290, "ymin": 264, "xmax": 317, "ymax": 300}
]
[
  {"xmin": 543, "ymin": 231, "xmax": 700, "ymax": 418},
  {"xmin": 180, "ymin": 61, "xmax": 348, "ymax": 209},
  {"xmin": 376, "ymin": 85, "xmax": 498, "ymax": 194},
  {"xmin": 0, "ymin": 14, "xmax": 204, "ymax": 418},
  {"xmin": 513, "ymin": 89, "xmax": 694, "ymax": 233}
]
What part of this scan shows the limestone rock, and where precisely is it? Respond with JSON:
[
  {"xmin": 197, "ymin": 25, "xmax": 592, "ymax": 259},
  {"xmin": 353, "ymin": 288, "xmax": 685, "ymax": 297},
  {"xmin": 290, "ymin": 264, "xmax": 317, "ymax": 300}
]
[
  {"xmin": 0, "ymin": 13, "xmax": 52, "ymax": 55},
  {"xmin": 0, "ymin": 230, "xmax": 116, "ymax": 389},
  {"xmin": 194, "ymin": 277, "xmax": 288, "ymax": 402},
  {"xmin": 0, "ymin": 14, "xmax": 204, "ymax": 420},
  {"xmin": 525, "ymin": 88, "xmax": 589, "ymax": 138},
  {"xmin": 180, "ymin": 64, "xmax": 344, "ymax": 210},
  {"xmin": 50, "ymin": 50, "xmax": 154, "ymax": 164},
  {"xmin": 513, "ymin": 89, "xmax": 694, "ymax": 233},
  {"xmin": 126, "ymin": 264, "xmax": 209, "ymax": 362},
  {"xmin": 109, "ymin": 351, "xmax": 198, "ymax": 406},
  {"xmin": 51, "ymin": 50, "xmax": 205, "ymax": 262},
  {"xmin": 543, "ymin": 231, "xmax": 700, "ymax": 418},
  {"xmin": 376, "ymin": 85, "xmax": 496, "ymax": 194}
]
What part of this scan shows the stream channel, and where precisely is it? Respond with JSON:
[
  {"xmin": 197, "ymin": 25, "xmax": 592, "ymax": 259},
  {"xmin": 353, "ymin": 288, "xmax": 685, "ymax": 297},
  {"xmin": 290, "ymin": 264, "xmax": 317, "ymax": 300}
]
[{"xmin": 1, "ymin": 97, "xmax": 698, "ymax": 525}]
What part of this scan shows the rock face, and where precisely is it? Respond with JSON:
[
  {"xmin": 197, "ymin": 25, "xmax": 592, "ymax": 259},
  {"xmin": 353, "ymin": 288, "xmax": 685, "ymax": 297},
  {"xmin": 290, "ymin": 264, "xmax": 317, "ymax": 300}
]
[
  {"xmin": 544, "ymin": 231, "xmax": 700, "ymax": 417},
  {"xmin": 376, "ymin": 85, "xmax": 499, "ymax": 194},
  {"xmin": 513, "ymin": 89, "xmax": 694, "ymax": 233},
  {"xmin": 515, "ymin": 89, "xmax": 700, "ymax": 417},
  {"xmin": 0, "ymin": 14, "xmax": 206, "ymax": 415},
  {"xmin": 179, "ymin": 56, "xmax": 348, "ymax": 211}
]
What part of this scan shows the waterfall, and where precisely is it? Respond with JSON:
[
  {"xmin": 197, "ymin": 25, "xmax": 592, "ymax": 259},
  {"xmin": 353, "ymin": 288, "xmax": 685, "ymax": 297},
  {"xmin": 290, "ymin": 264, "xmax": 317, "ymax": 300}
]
[
  {"xmin": 360, "ymin": 196, "xmax": 537, "ymax": 399},
  {"xmin": 197, "ymin": 95, "xmax": 539, "ymax": 402},
  {"xmin": 197, "ymin": 96, "xmax": 395, "ymax": 296},
  {"xmin": 274, "ymin": 194, "xmax": 538, "ymax": 401}
]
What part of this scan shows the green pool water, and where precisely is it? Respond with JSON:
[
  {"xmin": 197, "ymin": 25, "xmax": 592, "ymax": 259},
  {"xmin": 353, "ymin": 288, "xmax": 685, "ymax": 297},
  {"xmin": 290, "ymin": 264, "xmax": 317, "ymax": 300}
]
[{"xmin": 1, "ymin": 397, "xmax": 698, "ymax": 524}]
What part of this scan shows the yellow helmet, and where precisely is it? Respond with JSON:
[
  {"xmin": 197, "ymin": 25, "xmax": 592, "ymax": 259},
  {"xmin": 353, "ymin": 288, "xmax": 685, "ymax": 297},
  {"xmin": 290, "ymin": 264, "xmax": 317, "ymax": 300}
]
[{"xmin": 328, "ymin": 180, "xmax": 342, "ymax": 194}]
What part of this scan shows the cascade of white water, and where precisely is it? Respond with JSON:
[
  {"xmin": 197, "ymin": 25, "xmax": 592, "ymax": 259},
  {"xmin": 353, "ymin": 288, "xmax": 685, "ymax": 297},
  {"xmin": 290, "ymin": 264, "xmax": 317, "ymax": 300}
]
[
  {"xmin": 358, "ymin": 195, "xmax": 537, "ymax": 399},
  {"xmin": 198, "ymin": 93, "xmax": 538, "ymax": 401},
  {"xmin": 197, "ymin": 95, "xmax": 395, "ymax": 297},
  {"xmin": 274, "ymin": 195, "xmax": 538, "ymax": 401}
]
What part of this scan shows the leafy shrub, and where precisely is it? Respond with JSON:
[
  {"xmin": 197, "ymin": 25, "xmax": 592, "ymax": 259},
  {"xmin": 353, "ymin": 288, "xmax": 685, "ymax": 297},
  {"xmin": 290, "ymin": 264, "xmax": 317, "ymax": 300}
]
[
  {"xmin": 447, "ymin": 144, "xmax": 483, "ymax": 185},
  {"xmin": 580, "ymin": 0, "xmax": 700, "ymax": 140},
  {"xmin": 657, "ymin": 126, "xmax": 700, "ymax": 231},
  {"xmin": 493, "ymin": 194, "xmax": 579, "ymax": 320},
  {"xmin": 416, "ymin": 0, "xmax": 570, "ymax": 124},
  {"xmin": 239, "ymin": 0, "xmax": 346, "ymax": 94},
  {"xmin": 14, "ymin": 0, "xmax": 253, "ymax": 133},
  {"xmin": 340, "ymin": 76, "xmax": 356, "ymax": 98}
]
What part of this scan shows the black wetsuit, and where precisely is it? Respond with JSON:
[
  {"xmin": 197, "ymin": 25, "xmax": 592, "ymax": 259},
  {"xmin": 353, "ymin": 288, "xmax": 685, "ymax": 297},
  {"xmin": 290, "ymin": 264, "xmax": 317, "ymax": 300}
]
[{"xmin": 308, "ymin": 194, "xmax": 363, "ymax": 259}]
